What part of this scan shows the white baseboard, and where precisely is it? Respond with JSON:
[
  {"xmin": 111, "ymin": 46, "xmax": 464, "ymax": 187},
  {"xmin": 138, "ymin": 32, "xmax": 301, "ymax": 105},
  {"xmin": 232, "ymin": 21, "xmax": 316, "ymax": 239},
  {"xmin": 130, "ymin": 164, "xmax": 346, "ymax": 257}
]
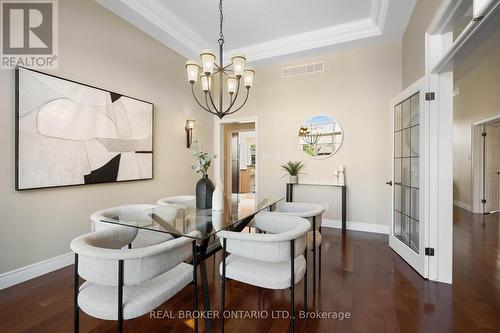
[
  {"xmin": 0, "ymin": 252, "xmax": 74, "ymax": 290},
  {"xmin": 322, "ymin": 218, "xmax": 389, "ymax": 234},
  {"xmin": 453, "ymin": 200, "xmax": 472, "ymax": 212}
]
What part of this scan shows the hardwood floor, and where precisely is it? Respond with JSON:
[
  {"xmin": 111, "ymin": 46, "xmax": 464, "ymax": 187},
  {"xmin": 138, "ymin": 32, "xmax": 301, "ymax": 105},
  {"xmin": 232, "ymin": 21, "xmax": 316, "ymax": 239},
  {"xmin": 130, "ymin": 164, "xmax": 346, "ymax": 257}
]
[{"xmin": 0, "ymin": 206, "xmax": 498, "ymax": 332}]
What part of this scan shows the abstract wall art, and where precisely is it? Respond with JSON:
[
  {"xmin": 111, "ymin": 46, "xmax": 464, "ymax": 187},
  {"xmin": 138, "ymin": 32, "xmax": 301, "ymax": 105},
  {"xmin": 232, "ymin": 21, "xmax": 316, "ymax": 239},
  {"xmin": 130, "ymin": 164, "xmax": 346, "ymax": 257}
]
[{"xmin": 15, "ymin": 67, "xmax": 154, "ymax": 190}]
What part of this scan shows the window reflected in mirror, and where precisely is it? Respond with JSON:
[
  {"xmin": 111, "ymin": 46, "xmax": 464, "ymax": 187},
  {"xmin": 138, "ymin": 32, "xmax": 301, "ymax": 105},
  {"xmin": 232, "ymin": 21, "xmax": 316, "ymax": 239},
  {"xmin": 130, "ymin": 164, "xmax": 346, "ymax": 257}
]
[{"xmin": 298, "ymin": 114, "xmax": 343, "ymax": 159}]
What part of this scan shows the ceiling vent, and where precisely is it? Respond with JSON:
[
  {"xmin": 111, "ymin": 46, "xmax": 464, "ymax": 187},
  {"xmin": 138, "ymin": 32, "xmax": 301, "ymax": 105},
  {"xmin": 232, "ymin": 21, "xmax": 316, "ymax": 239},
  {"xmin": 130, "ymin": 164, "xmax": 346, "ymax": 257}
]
[{"xmin": 282, "ymin": 61, "xmax": 324, "ymax": 78}]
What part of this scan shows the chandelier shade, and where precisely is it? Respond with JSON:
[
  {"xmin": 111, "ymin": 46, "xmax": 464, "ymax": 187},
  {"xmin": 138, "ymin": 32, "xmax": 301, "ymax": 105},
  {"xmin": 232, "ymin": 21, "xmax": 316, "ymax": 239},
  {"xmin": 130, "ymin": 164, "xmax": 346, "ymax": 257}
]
[{"xmin": 185, "ymin": 0, "xmax": 254, "ymax": 119}]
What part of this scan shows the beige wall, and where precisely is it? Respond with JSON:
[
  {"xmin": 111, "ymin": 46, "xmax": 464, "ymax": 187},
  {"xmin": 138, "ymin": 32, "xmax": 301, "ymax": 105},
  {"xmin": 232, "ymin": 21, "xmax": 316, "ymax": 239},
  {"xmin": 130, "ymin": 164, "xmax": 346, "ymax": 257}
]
[
  {"xmin": 402, "ymin": 0, "xmax": 442, "ymax": 88},
  {"xmin": 453, "ymin": 27, "xmax": 500, "ymax": 207},
  {"xmin": 0, "ymin": 0, "xmax": 213, "ymax": 274},
  {"xmin": 221, "ymin": 42, "xmax": 402, "ymax": 227}
]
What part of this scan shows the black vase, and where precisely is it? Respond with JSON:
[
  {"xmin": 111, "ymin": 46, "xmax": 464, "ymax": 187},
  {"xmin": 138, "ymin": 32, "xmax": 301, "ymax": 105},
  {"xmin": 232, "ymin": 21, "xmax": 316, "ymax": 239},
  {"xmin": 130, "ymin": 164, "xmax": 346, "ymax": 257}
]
[{"xmin": 196, "ymin": 175, "xmax": 214, "ymax": 209}]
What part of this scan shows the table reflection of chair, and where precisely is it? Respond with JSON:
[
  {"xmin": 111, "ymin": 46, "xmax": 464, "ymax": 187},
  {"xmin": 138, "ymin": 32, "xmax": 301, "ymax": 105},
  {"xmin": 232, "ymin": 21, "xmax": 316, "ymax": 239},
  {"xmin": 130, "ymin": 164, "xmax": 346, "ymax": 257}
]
[{"xmin": 91, "ymin": 205, "xmax": 173, "ymax": 248}]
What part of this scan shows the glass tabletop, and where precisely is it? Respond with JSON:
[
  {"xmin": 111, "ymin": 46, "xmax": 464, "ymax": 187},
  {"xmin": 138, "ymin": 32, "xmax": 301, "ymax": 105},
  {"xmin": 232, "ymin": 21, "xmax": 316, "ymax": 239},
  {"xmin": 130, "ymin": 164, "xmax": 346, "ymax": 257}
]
[{"xmin": 100, "ymin": 194, "xmax": 283, "ymax": 240}]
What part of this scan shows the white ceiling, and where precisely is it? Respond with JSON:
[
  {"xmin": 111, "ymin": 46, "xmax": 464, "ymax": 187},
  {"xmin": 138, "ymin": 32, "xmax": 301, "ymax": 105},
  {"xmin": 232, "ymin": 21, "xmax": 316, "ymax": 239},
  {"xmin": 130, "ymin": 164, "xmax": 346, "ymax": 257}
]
[{"xmin": 96, "ymin": 0, "xmax": 416, "ymax": 63}]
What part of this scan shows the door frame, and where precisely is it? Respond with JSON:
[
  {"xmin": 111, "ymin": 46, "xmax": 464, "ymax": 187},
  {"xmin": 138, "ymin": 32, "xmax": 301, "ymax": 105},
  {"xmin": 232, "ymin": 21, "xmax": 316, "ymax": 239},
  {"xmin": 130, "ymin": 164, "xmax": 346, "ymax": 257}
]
[
  {"xmin": 471, "ymin": 115, "xmax": 500, "ymax": 213},
  {"xmin": 390, "ymin": 77, "xmax": 429, "ymax": 278},
  {"xmin": 214, "ymin": 116, "xmax": 260, "ymax": 197}
]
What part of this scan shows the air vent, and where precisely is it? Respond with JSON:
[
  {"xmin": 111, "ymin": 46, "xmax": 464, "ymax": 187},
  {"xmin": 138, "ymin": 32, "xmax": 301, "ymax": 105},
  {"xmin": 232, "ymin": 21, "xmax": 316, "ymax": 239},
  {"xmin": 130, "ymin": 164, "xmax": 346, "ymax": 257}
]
[{"xmin": 282, "ymin": 61, "xmax": 324, "ymax": 78}]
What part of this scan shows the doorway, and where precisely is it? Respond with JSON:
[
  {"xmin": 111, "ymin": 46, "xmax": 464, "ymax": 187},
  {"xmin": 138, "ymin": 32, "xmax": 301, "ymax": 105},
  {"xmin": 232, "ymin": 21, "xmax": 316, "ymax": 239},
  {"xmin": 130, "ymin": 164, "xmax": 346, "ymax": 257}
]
[
  {"xmin": 220, "ymin": 121, "xmax": 257, "ymax": 198},
  {"xmin": 471, "ymin": 116, "xmax": 500, "ymax": 214}
]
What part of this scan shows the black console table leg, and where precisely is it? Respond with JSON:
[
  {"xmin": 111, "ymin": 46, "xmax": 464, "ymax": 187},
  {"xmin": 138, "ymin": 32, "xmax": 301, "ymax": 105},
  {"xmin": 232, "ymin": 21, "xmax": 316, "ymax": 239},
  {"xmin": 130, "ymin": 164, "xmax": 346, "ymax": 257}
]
[{"xmin": 341, "ymin": 186, "xmax": 346, "ymax": 233}]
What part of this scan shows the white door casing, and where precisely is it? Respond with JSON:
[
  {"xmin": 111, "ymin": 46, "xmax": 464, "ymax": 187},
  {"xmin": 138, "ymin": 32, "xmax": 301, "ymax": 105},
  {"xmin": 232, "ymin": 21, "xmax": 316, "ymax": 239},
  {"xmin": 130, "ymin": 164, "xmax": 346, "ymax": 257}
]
[{"xmin": 484, "ymin": 125, "xmax": 500, "ymax": 212}]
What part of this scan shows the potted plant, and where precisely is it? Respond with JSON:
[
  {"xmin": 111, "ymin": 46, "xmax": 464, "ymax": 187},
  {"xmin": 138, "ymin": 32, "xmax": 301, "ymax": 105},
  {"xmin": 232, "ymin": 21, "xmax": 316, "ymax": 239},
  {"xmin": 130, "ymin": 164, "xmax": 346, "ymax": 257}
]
[
  {"xmin": 281, "ymin": 161, "xmax": 305, "ymax": 184},
  {"xmin": 191, "ymin": 141, "xmax": 217, "ymax": 209}
]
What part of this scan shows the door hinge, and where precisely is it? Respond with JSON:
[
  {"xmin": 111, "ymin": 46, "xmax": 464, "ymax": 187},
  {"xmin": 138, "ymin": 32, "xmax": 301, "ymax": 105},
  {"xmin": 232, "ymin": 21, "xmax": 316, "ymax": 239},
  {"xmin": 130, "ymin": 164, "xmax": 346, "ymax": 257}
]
[
  {"xmin": 481, "ymin": 199, "xmax": 487, "ymax": 204},
  {"xmin": 482, "ymin": 132, "xmax": 487, "ymax": 137},
  {"xmin": 425, "ymin": 248, "xmax": 435, "ymax": 256},
  {"xmin": 425, "ymin": 92, "xmax": 435, "ymax": 101}
]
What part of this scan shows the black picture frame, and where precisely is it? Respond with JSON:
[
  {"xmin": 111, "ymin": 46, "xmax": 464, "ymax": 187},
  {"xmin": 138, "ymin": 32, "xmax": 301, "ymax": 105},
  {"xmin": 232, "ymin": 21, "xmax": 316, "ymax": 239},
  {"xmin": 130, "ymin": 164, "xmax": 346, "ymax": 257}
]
[{"xmin": 15, "ymin": 66, "xmax": 154, "ymax": 191}]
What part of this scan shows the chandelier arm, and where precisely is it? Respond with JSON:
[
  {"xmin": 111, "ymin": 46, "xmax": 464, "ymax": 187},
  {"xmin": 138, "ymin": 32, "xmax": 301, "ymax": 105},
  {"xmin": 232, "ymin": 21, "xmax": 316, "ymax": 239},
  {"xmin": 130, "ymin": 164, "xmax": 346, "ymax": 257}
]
[
  {"xmin": 204, "ymin": 92, "xmax": 217, "ymax": 115},
  {"xmin": 225, "ymin": 88, "xmax": 250, "ymax": 116},
  {"xmin": 191, "ymin": 85, "xmax": 217, "ymax": 115},
  {"xmin": 207, "ymin": 88, "xmax": 220, "ymax": 114}
]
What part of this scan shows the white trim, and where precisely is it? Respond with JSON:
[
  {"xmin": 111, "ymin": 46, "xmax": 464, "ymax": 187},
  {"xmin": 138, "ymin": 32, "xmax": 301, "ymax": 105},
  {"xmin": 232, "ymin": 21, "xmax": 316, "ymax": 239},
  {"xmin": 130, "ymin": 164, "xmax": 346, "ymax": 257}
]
[
  {"xmin": 97, "ymin": 0, "xmax": 391, "ymax": 62},
  {"xmin": 0, "ymin": 253, "xmax": 74, "ymax": 290},
  {"xmin": 229, "ymin": 18, "xmax": 382, "ymax": 63},
  {"xmin": 453, "ymin": 200, "xmax": 472, "ymax": 211},
  {"xmin": 471, "ymin": 115, "xmax": 500, "ymax": 214},
  {"xmin": 429, "ymin": 0, "xmax": 499, "ymax": 73},
  {"xmin": 95, "ymin": 0, "xmax": 206, "ymax": 59},
  {"xmin": 322, "ymin": 218, "xmax": 389, "ymax": 235},
  {"xmin": 370, "ymin": 0, "xmax": 390, "ymax": 31}
]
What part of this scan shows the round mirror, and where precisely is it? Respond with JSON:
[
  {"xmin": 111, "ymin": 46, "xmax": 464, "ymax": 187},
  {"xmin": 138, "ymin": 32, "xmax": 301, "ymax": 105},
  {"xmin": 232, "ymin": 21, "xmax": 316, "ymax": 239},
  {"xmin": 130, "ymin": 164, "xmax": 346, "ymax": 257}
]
[{"xmin": 298, "ymin": 114, "xmax": 343, "ymax": 159}]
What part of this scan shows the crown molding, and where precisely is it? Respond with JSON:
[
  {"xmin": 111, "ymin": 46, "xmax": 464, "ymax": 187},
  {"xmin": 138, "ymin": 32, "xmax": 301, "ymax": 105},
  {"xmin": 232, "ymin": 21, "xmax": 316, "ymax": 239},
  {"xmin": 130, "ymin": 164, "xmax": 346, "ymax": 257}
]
[
  {"xmin": 96, "ymin": 0, "xmax": 390, "ymax": 62},
  {"xmin": 371, "ymin": 0, "xmax": 390, "ymax": 32},
  {"xmin": 96, "ymin": 0, "xmax": 206, "ymax": 58},
  {"xmin": 226, "ymin": 18, "xmax": 382, "ymax": 63}
]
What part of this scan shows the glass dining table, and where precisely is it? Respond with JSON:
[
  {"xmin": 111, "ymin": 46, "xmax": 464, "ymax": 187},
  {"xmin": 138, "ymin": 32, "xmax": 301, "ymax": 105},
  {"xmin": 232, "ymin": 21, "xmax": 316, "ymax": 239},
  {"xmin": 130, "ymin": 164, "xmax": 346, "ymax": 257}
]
[{"xmin": 99, "ymin": 193, "xmax": 283, "ymax": 329}]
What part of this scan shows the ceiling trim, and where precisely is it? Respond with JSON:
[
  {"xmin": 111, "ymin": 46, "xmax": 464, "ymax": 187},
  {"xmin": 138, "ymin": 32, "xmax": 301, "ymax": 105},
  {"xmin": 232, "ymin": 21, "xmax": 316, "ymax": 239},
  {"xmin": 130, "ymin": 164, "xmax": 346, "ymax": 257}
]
[
  {"xmin": 96, "ymin": 0, "xmax": 391, "ymax": 62},
  {"xmin": 227, "ymin": 18, "xmax": 382, "ymax": 62}
]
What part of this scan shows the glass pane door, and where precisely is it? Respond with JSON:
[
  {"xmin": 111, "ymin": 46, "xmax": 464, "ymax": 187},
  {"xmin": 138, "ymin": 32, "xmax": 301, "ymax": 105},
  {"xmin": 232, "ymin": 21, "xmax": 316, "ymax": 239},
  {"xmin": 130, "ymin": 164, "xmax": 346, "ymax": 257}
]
[{"xmin": 393, "ymin": 93, "xmax": 420, "ymax": 253}]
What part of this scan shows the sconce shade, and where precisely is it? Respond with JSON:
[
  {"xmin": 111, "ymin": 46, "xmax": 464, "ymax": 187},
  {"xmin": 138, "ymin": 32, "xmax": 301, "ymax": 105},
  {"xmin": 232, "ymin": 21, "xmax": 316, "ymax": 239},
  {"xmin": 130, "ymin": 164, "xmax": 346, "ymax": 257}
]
[
  {"xmin": 185, "ymin": 120, "xmax": 195, "ymax": 130},
  {"xmin": 185, "ymin": 120, "xmax": 195, "ymax": 148}
]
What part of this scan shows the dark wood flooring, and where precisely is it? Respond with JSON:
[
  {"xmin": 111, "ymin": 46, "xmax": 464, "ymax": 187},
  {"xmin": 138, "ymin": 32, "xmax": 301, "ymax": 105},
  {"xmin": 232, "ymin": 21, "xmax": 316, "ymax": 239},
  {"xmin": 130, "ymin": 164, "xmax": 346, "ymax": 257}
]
[{"xmin": 0, "ymin": 206, "xmax": 498, "ymax": 333}]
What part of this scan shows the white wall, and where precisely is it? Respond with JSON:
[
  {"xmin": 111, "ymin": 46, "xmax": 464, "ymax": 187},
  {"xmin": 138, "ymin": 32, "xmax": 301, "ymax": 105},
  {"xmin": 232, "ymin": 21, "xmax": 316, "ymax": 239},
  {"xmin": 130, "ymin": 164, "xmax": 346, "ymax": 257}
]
[
  {"xmin": 0, "ymin": 0, "xmax": 213, "ymax": 274},
  {"xmin": 453, "ymin": 27, "xmax": 500, "ymax": 209},
  {"xmin": 220, "ymin": 41, "xmax": 402, "ymax": 228},
  {"xmin": 402, "ymin": 0, "xmax": 442, "ymax": 89}
]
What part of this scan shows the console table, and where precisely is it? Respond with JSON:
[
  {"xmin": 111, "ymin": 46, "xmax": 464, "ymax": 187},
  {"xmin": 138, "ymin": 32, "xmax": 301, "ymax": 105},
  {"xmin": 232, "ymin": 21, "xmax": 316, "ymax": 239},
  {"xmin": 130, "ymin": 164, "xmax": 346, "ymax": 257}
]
[{"xmin": 286, "ymin": 182, "xmax": 347, "ymax": 233}]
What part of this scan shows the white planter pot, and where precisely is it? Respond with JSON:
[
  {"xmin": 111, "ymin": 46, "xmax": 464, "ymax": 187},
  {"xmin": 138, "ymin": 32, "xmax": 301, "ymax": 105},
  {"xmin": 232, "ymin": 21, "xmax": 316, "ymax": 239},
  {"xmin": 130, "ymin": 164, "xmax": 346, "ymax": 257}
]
[{"xmin": 289, "ymin": 175, "xmax": 298, "ymax": 184}]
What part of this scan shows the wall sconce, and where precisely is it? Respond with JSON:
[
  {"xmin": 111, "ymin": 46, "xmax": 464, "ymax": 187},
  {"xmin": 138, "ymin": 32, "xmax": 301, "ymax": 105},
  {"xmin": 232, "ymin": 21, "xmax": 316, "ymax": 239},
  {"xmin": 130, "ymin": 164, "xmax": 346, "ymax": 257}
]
[{"xmin": 185, "ymin": 120, "xmax": 195, "ymax": 148}]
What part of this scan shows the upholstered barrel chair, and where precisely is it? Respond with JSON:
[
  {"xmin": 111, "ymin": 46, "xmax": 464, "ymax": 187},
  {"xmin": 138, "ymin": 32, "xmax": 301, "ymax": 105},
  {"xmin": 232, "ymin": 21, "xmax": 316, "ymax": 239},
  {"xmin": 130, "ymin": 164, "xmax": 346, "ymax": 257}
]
[
  {"xmin": 70, "ymin": 227, "xmax": 198, "ymax": 333},
  {"xmin": 275, "ymin": 202, "xmax": 325, "ymax": 292},
  {"xmin": 217, "ymin": 212, "xmax": 310, "ymax": 333}
]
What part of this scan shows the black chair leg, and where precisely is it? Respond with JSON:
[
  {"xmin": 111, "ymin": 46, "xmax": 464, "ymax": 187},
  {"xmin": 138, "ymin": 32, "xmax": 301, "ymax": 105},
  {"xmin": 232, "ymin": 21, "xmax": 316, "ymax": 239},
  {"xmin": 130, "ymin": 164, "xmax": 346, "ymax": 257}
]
[
  {"xmin": 118, "ymin": 260, "xmax": 124, "ymax": 333},
  {"xmin": 312, "ymin": 217, "xmax": 316, "ymax": 294},
  {"xmin": 221, "ymin": 238, "xmax": 227, "ymax": 333},
  {"xmin": 303, "ymin": 248, "xmax": 307, "ymax": 314},
  {"xmin": 192, "ymin": 241, "xmax": 199, "ymax": 333},
  {"xmin": 319, "ymin": 225, "xmax": 322, "ymax": 277},
  {"xmin": 290, "ymin": 239, "xmax": 295, "ymax": 333},
  {"xmin": 74, "ymin": 253, "xmax": 79, "ymax": 333}
]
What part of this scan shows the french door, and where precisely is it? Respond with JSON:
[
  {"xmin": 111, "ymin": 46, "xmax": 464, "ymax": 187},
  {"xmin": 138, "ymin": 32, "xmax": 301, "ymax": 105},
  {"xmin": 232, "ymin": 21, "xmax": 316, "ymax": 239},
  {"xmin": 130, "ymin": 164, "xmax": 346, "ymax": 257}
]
[{"xmin": 389, "ymin": 78, "xmax": 429, "ymax": 278}]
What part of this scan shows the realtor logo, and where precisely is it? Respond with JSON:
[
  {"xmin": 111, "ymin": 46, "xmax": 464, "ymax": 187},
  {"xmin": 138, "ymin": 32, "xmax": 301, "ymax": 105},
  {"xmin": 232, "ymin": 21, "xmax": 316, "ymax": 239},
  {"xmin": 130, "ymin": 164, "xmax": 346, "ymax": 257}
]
[{"xmin": 1, "ymin": 0, "xmax": 58, "ymax": 68}]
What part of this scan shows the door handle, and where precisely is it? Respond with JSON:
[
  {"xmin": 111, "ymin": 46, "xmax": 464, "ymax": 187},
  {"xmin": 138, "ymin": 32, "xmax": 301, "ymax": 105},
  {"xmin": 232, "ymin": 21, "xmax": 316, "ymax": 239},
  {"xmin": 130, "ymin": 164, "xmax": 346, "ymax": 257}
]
[{"xmin": 386, "ymin": 180, "xmax": 393, "ymax": 186}]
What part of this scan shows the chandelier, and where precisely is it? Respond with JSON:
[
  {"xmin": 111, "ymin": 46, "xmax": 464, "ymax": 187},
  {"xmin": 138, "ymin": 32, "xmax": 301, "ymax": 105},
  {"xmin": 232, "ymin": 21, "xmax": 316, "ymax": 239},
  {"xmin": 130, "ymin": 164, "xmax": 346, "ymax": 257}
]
[
  {"xmin": 184, "ymin": 0, "xmax": 255, "ymax": 119},
  {"xmin": 299, "ymin": 126, "xmax": 321, "ymax": 146}
]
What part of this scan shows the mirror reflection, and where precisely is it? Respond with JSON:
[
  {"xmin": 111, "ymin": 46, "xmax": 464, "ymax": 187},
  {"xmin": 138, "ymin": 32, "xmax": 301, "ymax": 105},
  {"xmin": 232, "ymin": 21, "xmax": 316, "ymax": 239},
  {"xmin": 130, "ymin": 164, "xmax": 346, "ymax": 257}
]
[{"xmin": 298, "ymin": 114, "xmax": 343, "ymax": 158}]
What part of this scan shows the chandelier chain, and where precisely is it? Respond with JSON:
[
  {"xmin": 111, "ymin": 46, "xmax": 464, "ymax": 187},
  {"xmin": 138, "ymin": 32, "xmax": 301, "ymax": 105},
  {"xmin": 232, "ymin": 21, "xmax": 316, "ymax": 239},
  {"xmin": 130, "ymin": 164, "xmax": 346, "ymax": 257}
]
[{"xmin": 218, "ymin": 0, "xmax": 224, "ymax": 45}]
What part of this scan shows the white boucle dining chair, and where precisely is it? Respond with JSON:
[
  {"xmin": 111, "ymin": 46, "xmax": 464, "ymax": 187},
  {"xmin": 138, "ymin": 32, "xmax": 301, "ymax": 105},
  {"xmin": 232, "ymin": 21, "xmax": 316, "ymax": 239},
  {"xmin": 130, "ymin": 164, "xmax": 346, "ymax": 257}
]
[
  {"xmin": 275, "ymin": 202, "xmax": 325, "ymax": 293},
  {"xmin": 157, "ymin": 195, "xmax": 196, "ymax": 207},
  {"xmin": 91, "ymin": 204, "xmax": 174, "ymax": 248},
  {"xmin": 70, "ymin": 227, "xmax": 199, "ymax": 333},
  {"xmin": 217, "ymin": 212, "xmax": 310, "ymax": 333}
]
